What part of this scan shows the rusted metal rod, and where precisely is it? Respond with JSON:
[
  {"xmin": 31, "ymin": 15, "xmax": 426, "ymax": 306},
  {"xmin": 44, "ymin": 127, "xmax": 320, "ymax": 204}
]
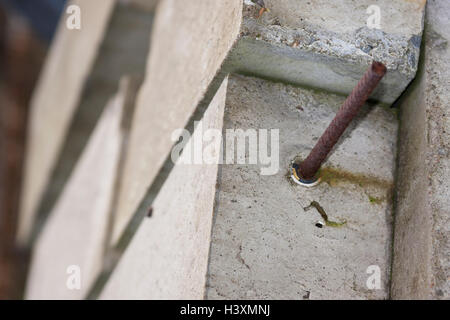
[{"xmin": 296, "ymin": 61, "xmax": 387, "ymax": 181}]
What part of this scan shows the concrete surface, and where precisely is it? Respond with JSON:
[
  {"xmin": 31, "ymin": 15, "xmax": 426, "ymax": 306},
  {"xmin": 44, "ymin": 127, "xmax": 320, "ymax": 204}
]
[
  {"xmin": 391, "ymin": 0, "xmax": 450, "ymax": 299},
  {"xmin": 205, "ymin": 74, "xmax": 398, "ymax": 299},
  {"xmin": 110, "ymin": 0, "xmax": 243, "ymax": 245},
  {"xmin": 228, "ymin": 0, "xmax": 425, "ymax": 103},
  {"xmin": 21, "ymin": 0, "xmax": 423, "ymax": 253},
  {"xmin": 262, "ymin": 0, "xmax": 425, "ymax": 36},
  {"xmin": 25, "ymin": 78, "xmax": 139, "ymax": 299},
  {"xmin": 18, "ymin": 0, "xmax": 115, "ymax": 246},
  {"xmin": 18, "ymin": 0, "xmax": 153, "ymax": 246},
  {"xmin": 99, "ymin": 78, "xmax": 228, "ymax": 300},
  {"xmin": 18, "ymin": 0, "xmax": 436, "ymax": 300}
]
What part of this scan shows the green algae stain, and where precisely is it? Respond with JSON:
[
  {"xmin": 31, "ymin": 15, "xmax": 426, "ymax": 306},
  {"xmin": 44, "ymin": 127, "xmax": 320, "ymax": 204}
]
[
  {"xmin": 368, "ymin": 195, "xmax": 384, "ymax": 205},
  {"xmin": 325, "ymin": 220, "xmax": 347, "ymax": 228},
  {"xmin": 318, "ymin": 167, "xmax": 391, "ymax": 190},
  {"xmin": 304, "ymin": 201, "xmax": 346, "ymax": 228}
]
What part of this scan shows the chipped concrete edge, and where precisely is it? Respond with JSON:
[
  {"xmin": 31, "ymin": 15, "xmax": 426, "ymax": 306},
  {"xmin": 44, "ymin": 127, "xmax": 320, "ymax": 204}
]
[{"xmin": 224, "ymin": 3, "xmax": 425, "ymax": 104}]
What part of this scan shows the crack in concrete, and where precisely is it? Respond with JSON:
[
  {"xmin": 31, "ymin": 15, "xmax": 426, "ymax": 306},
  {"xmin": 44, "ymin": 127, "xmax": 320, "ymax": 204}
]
[{"xmin": 236, "ymin": 244, "xmax": 251, "ymax": 270}]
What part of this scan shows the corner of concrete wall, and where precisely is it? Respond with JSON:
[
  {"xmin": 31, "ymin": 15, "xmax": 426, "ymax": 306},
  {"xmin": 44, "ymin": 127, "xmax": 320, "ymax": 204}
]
[{"xmin": 391, "ymin": 0, "xmax": 450, "ymax": 299}]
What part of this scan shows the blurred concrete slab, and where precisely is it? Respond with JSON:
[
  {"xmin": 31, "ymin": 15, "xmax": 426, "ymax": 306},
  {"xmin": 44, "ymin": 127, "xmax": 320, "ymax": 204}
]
[
  {"xmin": 18, "ymin": 0, "xmax": 153, "ymax": 246},
  {"xmin": 110, "ymin": 0, "xmax": 243, "ymax": 245},
  {"xmin": 25, "ymin": 77, "xmax": 140, "ymax": 299},
  {"xmin": 391, "ymin": 0, "xmax": 450, "ymax": 300},
  {"xmin": 17, "ymin": 0, "xmax": 115, "ymax": 246}
]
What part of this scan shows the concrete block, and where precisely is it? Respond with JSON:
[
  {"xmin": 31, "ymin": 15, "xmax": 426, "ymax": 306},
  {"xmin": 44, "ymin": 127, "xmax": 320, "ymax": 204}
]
[
  {"xmin": 205, "ymin": 74, "xmax": 398, "ymax": 299},
  {"xmin": 110, "ymin": 0, "xmax": 243, "ymax": 244},
  {"xmin": 18, "ymin": 0, "xmax": 153, "ymax": 246},
  {"xmin": 99, "ymin": 77, "xmax": 228, "ymax": 300},
  {"xmin": 25, "ymin": 78, "xmax": 140, "ymax": 300},
  {"xmin": 228, "ymin": 0, "xmax": 425, "ymax": 104},
  {"xmin": 391, "ymin": 0, "xmax": 450, "ymax": 300},
  {"xmin": 18, "ymin": 0, "xmax": 116, "ymax": 246}
]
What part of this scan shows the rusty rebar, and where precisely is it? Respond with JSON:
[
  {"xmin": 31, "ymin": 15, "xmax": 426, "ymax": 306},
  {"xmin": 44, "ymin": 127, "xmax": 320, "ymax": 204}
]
[{"xmin": 297, "ymin": 61, "xmax": 387, "ymax": 180}]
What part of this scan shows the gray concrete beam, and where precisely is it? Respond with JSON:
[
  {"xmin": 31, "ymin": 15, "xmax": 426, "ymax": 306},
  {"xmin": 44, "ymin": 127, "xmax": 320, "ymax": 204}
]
[{"xmin": 110, "ymin": 0, "xmax": 243, "ymax": 245}]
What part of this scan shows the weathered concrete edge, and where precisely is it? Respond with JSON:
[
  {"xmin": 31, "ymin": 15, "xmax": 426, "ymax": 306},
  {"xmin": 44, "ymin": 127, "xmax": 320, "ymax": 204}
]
[
  {"xmin": 225, "ymin": 4, "xmax": 425, "ymax": 104},
  {"xmin": 390, "ymin": 57, "xmax": 432, "ymax": 299}
]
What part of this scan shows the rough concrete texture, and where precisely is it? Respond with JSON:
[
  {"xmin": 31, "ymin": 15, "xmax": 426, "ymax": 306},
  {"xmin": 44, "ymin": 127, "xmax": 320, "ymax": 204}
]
[
  {"xmin": 18, "ymin": 0, "xmax": 153, "ymax": 246},
  {"xmin": 18, "ymin": 0, "xmax": 115, "ymax": 246},
  {"xmin": 228, "ymin": 0, "xmax": 425, "ymax": 103},
  {"xmin": 100, "ymin": 78, "xmax": 228, "ymax": 300},
  {"xmin": 391, "ymin": 0, "xmax": 450, "ymax": 299},
  {"xmin": 111, "ymin": 0, "xmax": 243, "ymax": 245},
  {"xmin": 262, "ymin": 0, "xmax": 425, "ymax": 36},
  {"xmin": 206, "ymin": 74, "xmax": 398, "ymax": 299},
  {"xmin": 26, "ymin": 78, "xmax": 138, "ymax": 299}
]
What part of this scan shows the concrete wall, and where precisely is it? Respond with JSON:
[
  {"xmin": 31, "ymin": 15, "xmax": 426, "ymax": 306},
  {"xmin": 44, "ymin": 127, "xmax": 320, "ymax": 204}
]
[{"xmin": 391, "ymin": 0, "xmax": 450, "ymax": 299}]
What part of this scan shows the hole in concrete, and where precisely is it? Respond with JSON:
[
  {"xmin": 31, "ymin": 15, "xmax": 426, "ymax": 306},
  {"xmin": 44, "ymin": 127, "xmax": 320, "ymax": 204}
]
[
  {"xmin": 315, "ymin": 221, "xmax": 324, "ymax": 228},
  {"xmin": 147, "ymin": 207, "xmax": 153, "ymax": 218}
]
